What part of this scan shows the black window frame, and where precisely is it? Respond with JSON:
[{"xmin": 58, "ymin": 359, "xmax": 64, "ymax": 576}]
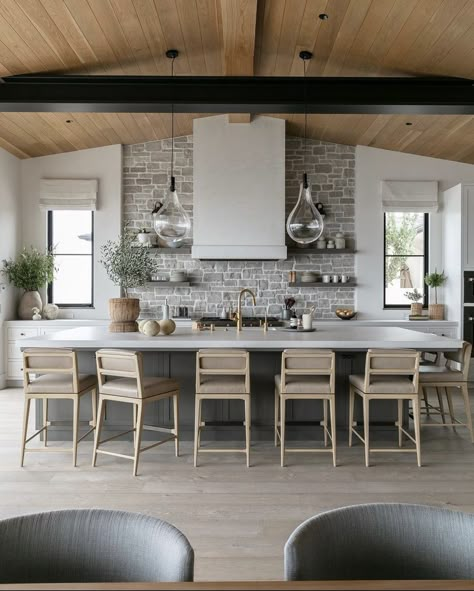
[
  {"xmin": 47, "ymin": 210, "xmax": 95, "ymax": 309},
  {"xmin": 383, "ymin": 212, "xmax": 429, "ymax": 310}
]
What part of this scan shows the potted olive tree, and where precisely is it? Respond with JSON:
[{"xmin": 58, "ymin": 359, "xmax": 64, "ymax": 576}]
[
  {"xmin": 1, "ymin": 247, "xmax": 55, "ymax": 319},
  {"xmin": 100, "ymin": 229, "xmax": 157, "ymax": 332},
  {"xmin": 425, "ymin": 269, "xmax": 447, "ymax": 320}
]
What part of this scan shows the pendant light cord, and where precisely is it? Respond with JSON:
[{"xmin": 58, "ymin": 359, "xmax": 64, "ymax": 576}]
[
  {"xmin": 170, "ymin": 55, "xmax": 175, "ymax": 192},
  {"xmin": 303, "ymin": 57, "xmax": 308, "ymax": 189}
]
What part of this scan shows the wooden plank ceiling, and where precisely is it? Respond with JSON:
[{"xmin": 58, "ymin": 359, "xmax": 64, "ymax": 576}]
[{"xmin": 0, "ymin": 0, "xmax": 473, "ymax": 162}]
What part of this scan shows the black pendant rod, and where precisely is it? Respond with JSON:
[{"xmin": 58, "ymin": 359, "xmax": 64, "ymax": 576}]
[
  {"xmin": 166, "ymin": 49, "xmax": 178, "ymax": 193},
  {"xmin": 300, "ymin": 50, "xmax": 312, "ymax": 189}
]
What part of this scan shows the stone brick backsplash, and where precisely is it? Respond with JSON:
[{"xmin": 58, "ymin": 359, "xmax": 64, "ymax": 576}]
[{"xmin": 123, "ymin": 134, "xmax": 355, "ymax": 319}]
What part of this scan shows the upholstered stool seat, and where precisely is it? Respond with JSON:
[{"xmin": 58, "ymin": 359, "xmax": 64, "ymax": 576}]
[
  {"xmin": 349, "ymin": 349, "xmax": 421, "ymax": 467},
  {"xmin": 101, "ymin": 376, "xmax": 179, "ymax": 398},
  {"xmin": 275, "ymin": 350, "xmax": 336, "ymax": 467},
  {"xmin": 417, "ymin": 341, "xmax": 473, "ymax": 441},
  {"xmin": 20, "ymin": 348, "xmax": 97, "ymax": 467},
  {"xmin": 93, "ymin": 349, "xmax": 180, "ymax": 476},
  {"xmin": 194, "ymin": 349, "xmax": 251, "ymax": 467}
]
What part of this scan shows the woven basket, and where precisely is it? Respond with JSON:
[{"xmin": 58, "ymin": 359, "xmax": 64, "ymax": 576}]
[
  {"xmin": 428, "ymin": 303, "xmax": 444, "ymax": 320},
  {"xmin": 410, "ymin": 303, "xmax": 423, "ymax": 316}
]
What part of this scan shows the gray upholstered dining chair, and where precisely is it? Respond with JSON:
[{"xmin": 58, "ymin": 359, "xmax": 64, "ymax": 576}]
[
  {"xmin": 0, "ymin": 509, "xmax": 194, "ymax": 583},
  {"xmin": 284, "ymin": 503, "xmax": 474, "ymax": 581}
]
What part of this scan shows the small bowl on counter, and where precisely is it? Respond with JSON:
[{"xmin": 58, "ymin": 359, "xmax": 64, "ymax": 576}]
[{"xmin": 335, "ymin": 308, "xmax": 357, "ymax": 320}]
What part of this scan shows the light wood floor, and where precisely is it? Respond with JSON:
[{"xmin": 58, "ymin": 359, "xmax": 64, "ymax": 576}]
[{"xmin": 1, "ymin": 387, "xmax": 474, "ymax": 581}]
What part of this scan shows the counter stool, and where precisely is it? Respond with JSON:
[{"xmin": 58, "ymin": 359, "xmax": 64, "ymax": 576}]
[
  {"xmin": 418, "ymin": 341, "xmax": 473, "ymax": 442},
  {"xmin": 20, "ymin": 348, "xmax": 97, "ymax": 467},
  {"xmin": 275, "ymin": 349, "xmax": 336, "ymax": 467},
  {"xmin": 195, "ymin": 349, "xmax": 250, "ymax": 467},
  {"xmin": 349, "ymin": 349, "xmax": 421, "ymax": 467},
  {"xmin": 93, "ymin": 349, "xmax": 179, "ymax": 476}
]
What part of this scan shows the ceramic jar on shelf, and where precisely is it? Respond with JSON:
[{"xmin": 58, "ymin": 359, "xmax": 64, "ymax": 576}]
[{"xmin": 335, "ymin": 233, "xmax": 345, "ymax": 249}]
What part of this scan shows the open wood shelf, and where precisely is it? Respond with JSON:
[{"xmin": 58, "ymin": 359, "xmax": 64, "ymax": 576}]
[
  {"xmin": 147, "ymin": 281, "xmax": 191, "ymax": 287},
  {"xmin": 288, "ymin": 281, "xmax": 356, "ymax": 288},
  {"xmin": 287, "ymin": 248, "xmax": 355, "ymax": 255},
  {"xmin": 133, "ymin": 246, "xmax": 192, "ymax": 254}
]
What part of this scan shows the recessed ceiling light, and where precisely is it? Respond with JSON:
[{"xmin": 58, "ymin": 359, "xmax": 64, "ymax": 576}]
[
  {"xmin": 405, "ymin": 122, "xmax": 413, "ymax": 126},
  {"xmin": 319, "ymin": 13, "xmax": 329, "ymax": 20},
  {"xmin": 65, "ymin": 119, "xmax": 73, "ymax": 123}
]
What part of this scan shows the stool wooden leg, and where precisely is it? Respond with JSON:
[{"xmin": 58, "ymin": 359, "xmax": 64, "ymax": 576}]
[
  {"xmin": 132, "ymin": 403, "xmax": 137, "ymax": 448},
  {"xmin": 274, "ymin": 387, "xmax": 279, "ymax": 447},
  {"xmin": 244, "ymin": 396, "xmax": 251, "ymax": 468},
  {"xmin": 329, "ymin": 396, "xmax": 337, "ymax": 468},
  {"xmin": 43, "ymin": 398, "xmax": 48, "ymax": 447},
  {"xmin": 92, "ymin": 398, "xmax": 105, "ymax": 467},
  {"xmin": 173, "ymin": 394, "xmax": 180, "ymax": 457},
  {"xmin": 72, "ymin": 397, "xmax": 80, "ymax": 467},
  {"xmin": 91, "ymin": 389, "xmax": 97, "ymax": 428},
  {"xmin": 20, "ymin": 397, "xmax": 31, "ymax": 467},
  {"xmin": 363, "ymin": 397, "xmax": 370, "ymax": 467},
  {"xmin": 461, "ymin": 384, "xmax": 474, "ymax": 443},
  {"xmin": 280, "ymin": 396, "xmax": 286, "ymax": 468},
  {"xmin": 348, "ymin": 386, "xmax": 355, "ymax": 447},
  {"xmin": 323, "ymin": 399, "xmax": 328, "ymax": 447},
  {"xmin": 445, "ymin": 387, "xmax": 456, "ymax": 431},
  {"xmin": 397, "ymin": 399, "xmax": 403, "ymax": 448},
  {"xmin": 133, "ymin": 402, "xmax": 144, "ymax": 477},
  {"xmin": 437, "ymin": 387, "xmax": 447, "ymax": 424},
  {"xmin": 194, "ymin": 397, "xmax": 201, "ymax": 467},
  {"xmin": 422, "ymin": 386, "xmax": 430, "ymax": 416},
  {"xmin": 413, "ymin": 396, "xmax": 422, "ymax": 467}
]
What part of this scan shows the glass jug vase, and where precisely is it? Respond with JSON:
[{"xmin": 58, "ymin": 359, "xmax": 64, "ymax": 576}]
[
  {"xmin": 286, "ymin": 176, "xmax": 324, "ymax": 244},
  {"xmin": 153, "ymin": 179, "xmax": 191, "ymax": 248}
]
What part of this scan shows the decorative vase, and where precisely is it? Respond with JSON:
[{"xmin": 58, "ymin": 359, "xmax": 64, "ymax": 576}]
[
  {"xmin": 428, "ymin": 304, "xmax": 444, "ymax": 320},
  {"xmin": 108, "ymin": 298, "xmax": 140, "ymax": 332},
  {"xmin": 137, "ymin": 232, "xmax": 152, "ymax": 246},
  {"xmin": 18, "ymin": 291, "xmax": 42, "ymax": 320},
  {"xmin": 411, "ymin": 303, "xmax": 423, "ymax": 316}
]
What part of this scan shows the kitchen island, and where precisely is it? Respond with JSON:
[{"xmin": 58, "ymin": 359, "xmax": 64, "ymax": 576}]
[{"xmin": 20, "ymin": 326, "xmax": 462, "ymax": 441}]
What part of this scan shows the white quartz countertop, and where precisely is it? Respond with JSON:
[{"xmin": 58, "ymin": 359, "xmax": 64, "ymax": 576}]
[{"xmin": 19, "ymin": 325, "xmax": 462, "ymax": 351}]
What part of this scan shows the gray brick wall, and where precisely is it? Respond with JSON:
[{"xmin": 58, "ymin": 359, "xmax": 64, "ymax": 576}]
[{"xmin": 123, "ymin": 135, "xmax": 355, "ymax": 319}]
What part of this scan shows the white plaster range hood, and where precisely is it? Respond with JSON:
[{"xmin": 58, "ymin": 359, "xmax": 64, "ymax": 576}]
[{"xmin": 192, "ymin": 115, "xmax": 287, "ymax": 260}]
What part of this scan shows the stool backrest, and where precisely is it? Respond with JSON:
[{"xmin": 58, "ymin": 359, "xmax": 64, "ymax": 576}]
[
  {"xmin": 23, "ymin": 348, "xmax": 78, "ymax": 392},
  {"xmin": 364, "ymin": 349, "xmax": 420, "ymax": 392},
  {"xmin": 196, "ymin": 349, "xmax": 249, "ymax": 392},
  {"xmin": 444, "ymin": 341, "xmax": 472, "ymax": 380},
  {"xmin": 96, "ymin": 349, "xmax": 144, "ymax": 397},
  {"xmin": 280, "ymin": 349, "xmax": 335, "ymax": 394}
]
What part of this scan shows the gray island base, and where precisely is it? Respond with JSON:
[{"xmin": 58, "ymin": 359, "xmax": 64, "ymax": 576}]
[{"xmin": 20, "ymin": 326, "xmax": 462, "ymax": 442}]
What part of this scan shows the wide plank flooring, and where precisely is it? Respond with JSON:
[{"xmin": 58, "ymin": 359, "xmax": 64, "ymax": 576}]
[{"xmin": 1, "ymin": 387, "xmax": 474, "ymax": 581}]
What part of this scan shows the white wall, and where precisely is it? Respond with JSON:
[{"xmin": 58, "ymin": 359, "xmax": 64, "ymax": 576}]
[
  {"xmin": 355, "ymin": 146, "xmax": 474, "ymax": 319},
  {"xmin": 20, "ymin": 145, "xmax": 122, "ymax": 319},
  {"xmin": 0, "ymin": 147, "xmax": 21, "ymax": 387}
]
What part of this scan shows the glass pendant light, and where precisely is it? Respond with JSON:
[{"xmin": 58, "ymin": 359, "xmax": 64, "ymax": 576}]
[
  {"xmin": 154, "ymin": 49, "xmax": 191, "ymax": 248},
  {"xmin": 286, "ymin": 50, "xmax": 324, "ymax": 245}
]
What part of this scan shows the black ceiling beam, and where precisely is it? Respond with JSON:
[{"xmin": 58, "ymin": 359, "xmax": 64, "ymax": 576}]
[{"xmin": 0, "ymin": 74, "xmax": 472, "ymax": 114}]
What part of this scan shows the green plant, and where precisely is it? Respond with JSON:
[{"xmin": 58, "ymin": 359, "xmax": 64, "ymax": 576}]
[
  {"xmin": 404, "ymin": 288, "xmax": 423, "ymax": 303},
  {"xmin": 100, "ymin": 229, "xmax": 157, "ymax": 297},
  {"xmin": 1, "ymin": 247, "xmax": 55, "ymax": 291},
  {"xmin": 424, "ymin": 269, "xmax": 447, "ymax": 304}
]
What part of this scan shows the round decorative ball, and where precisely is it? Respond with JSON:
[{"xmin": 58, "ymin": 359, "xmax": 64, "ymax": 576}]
[
  {"xmin": 142, "ymin": 320, "xmax": 160, "ymax": 337},
  {"xmin": 42, "ymin": 303, "xmax": 59, "ymax": 320},
  {"xmin": 138, "ymin": 319, "xmax": 149, "ymax": 334},
  {"xmin": 159, "ymin": 318, "xmax": 176, "ymax": 336}
]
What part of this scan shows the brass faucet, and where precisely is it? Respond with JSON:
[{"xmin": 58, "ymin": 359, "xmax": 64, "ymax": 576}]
[{"xmin": 236, "ymin": 288, "xmax": 257, "ymax": 332}]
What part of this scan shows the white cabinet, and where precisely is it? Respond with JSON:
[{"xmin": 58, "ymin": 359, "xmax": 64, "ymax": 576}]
[
  {"xmin": 3, "ymin": 320, "xmax": 108, "ymax": 384},
  {"xmin": 463, "ymin": 184, "xmax": 474, "ymax": 270}
]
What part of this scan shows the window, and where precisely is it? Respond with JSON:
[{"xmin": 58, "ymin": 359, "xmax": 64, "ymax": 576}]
[
  {"xmin": 384, "ymin": 212, "xmax": 429, "ymax": 308},
  {"xmin": 47, "ymin": 210, "xmax": 94, "ymax": 307}
]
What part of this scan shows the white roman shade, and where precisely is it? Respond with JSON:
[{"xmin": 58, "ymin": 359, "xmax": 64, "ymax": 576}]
[
  {"xmin": 39, "ymin": 179, "xmax": 98, "ymax": 211},
  {"xmin": 381, "ymin": 180, "xmax": 439, "ymax": 213}
]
